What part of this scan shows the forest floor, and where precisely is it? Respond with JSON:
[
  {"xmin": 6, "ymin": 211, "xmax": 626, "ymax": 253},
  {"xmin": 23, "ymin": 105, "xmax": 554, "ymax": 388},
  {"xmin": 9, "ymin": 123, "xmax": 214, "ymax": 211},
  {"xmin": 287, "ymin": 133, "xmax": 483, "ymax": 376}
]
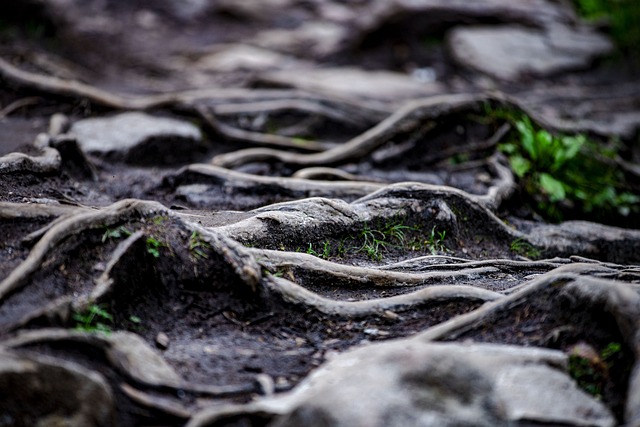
[{"xmin": 0, "ymin": 1, "xmax": 639, "ymax": 426}]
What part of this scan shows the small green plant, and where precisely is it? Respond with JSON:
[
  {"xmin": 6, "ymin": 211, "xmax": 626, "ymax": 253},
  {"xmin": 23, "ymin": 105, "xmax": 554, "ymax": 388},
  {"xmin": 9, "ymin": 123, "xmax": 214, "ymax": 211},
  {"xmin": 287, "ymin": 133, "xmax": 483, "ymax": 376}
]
[
  {"xmin": 305, "ymin": 241, "xmax": 333, "ymax": 260},
  {"xmin": 299, "ymin": 219, "xmax": 447, "ymax": 262},
  {"xmin": 146, "ymin": 236, "xmax": 164, "ymax": 258},
  {"xmin": 424, "ymin": 226, "xmax": 448, "ymax": 255},
  {"xmin": 188, "ymin": 230, "xmax": 211, "ymax": 260},
  {"xmin": 265, "ymin": 269, "xmax": 285, "ymax": 278},
  {"xmin": 102, "ymin": 226, "xmax": 132, "ymax": 243},
  {"xmin": 568, "ymin": 341, "xmax": 622, "ymax": 397},
  {"xmin": 357, "ymin": 220, "xmax": 418, "ymax": 261},
  {"xmin": 358, "ymin": 223, "xmax": 388, "ymax": 261},
  {"xmin": 73, "ymin": 304, "xmax": 113, "ymax": 334},
  {"xmin": 497, "ymin": 112, "xmax": 638, "ymax": 222},
  {"xmin": 152, "ymin": 215, "xmax": 169, "ymax": 225},
  {"xmin": 509, "ymin": 238, "xmax": 541, "ymax": 259},
  {"xmin": 126, "ymin": 314, "xmax": 144, "ymax": 332}
]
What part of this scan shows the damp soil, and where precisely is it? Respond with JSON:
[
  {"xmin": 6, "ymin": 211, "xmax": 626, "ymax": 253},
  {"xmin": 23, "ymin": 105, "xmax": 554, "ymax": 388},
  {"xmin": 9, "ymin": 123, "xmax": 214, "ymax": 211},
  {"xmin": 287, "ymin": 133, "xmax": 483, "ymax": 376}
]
[{"xmin": 1, "ymin": 1, "xmax": 639, "ymax": 426}]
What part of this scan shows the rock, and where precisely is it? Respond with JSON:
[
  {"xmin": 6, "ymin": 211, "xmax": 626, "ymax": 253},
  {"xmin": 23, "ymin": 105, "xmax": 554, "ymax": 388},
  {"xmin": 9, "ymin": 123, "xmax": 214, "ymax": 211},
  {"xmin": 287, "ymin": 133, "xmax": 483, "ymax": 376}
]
[
  {"xmin": 0, "ymin": 349, "xmax": 114, "ymax": 427},
  {"xmin": 70, "ymin": 112, "xmax": 204, "ymax": 165},
  {"xmin": 106, "ymin": 332, "xmax": 182, "ymax": 387},
  {"xmin": 194, "ymin": 44, "xmax": 307, "ymax": 73},
  {"xmin": 447, "ymin": 25, "xmax": 613, "ymax": 81},
  {"xmin": 260, "ymin": 67, "xmax": 445, "ymax": 102},
  {"xmin": 155, "ymin": 331, "xmax": 170, "ymax": 350},
  {"xmin": 267, "ymin": 341, "xmax": 615, "ymax": 427}
]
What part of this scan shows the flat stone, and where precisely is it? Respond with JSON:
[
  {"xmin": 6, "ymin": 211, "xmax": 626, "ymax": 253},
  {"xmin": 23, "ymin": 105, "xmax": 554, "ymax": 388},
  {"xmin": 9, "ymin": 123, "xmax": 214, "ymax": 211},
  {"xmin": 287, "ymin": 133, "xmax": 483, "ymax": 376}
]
[
  {"xmin": 261, "ymin": 67, "xmax": 445, "ymax": 102},
  {"xmin": 106, "ymin": 332, "xmax": 182, "ymax": 387},
  {"xmin": 70, "ymin": 112, "xmax": 203, "ymax": 165},
  {"xmin": 494, "ymin": 364, "xmax": 614, "ymax": 426},
  {"xmin": 266, "ymin": 341, "xmax": 615, "ymax": 427},
  {"xmin": 447, "ymin": 25, "xmax": 613, "ymax": 81},
  {"xmin": 194, "ymin": 44, "xmax": 307, "ymax": 73}
]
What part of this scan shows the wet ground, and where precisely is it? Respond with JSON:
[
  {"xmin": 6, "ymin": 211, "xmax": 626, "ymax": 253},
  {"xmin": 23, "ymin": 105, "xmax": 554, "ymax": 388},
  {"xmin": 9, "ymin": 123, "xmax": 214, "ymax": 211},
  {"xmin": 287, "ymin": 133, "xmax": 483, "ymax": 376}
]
[{"xmin": 1, "ymin": 1, "xmax": 640, "ymax": 426}]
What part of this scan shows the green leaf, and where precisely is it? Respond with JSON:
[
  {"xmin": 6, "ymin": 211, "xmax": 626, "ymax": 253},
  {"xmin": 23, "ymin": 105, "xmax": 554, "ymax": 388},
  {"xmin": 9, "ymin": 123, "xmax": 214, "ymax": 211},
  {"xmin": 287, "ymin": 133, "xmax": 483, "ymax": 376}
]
[
  {"xmin": 535, "ymin": 129, "xmax": 553, "ymax": 150},
  {"xmin": 498, "ymin": 143, "xmax": 518, "ymax": 154},
  {"xmin": 90, "ymin": 305, "xmax": 113, "ymax": 321},
  {"xmin": 509, "ymin": 155, "xmax": 531, "ymax": 178},
  {"xmin": 516, "ymin": 118, "xmax": 537, "ymax": 160},
  {"xmin": 539, "ymin": 173, "xmax": 566, "ymax": 202},
  {"xmin": 553, "ymin": 135, "xmax": 585, "ymax": 169}
]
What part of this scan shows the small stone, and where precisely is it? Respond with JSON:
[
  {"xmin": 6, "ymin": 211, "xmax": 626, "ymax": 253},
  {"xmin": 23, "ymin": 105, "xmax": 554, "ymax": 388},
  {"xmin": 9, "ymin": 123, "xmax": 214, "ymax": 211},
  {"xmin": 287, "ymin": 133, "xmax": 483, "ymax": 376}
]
[{"xmin": 155, "ymin": 332, "xmax": 170, "ymax": 350}]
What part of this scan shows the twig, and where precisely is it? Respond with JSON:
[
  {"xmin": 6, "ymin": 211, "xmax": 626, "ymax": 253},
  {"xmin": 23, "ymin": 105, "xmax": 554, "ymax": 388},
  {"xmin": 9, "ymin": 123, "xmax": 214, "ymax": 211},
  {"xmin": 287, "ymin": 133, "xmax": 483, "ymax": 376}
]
[{"xmin": 0, "ymin": 97, "xmax": 42, "ymax": 118}]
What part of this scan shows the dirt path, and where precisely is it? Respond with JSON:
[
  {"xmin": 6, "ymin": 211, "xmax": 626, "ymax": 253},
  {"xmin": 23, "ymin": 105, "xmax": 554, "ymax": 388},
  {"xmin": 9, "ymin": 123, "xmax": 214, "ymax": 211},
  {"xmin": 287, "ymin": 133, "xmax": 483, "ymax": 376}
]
[{"xmin": 1, "ymin": 1, "xmax": 639, "ymax": 426}]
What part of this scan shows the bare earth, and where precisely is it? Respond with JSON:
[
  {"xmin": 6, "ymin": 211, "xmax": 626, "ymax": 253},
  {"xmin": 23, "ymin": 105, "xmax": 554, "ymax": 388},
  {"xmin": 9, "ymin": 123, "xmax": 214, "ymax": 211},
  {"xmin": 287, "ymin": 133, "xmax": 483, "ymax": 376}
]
[{"xmin": 0, "ymin": 1, "xmax": 639, "ymax": 426}]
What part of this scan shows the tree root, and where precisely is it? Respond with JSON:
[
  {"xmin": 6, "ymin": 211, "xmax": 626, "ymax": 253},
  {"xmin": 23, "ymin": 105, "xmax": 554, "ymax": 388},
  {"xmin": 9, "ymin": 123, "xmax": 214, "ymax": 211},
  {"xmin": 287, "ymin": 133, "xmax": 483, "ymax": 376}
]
[
  {"xmin": 0, "ymin": 199, "xmax": 169, "ymax": 301},
  {"xmin": 0, "ymin": 134, "xmax": 60, "ymax": 175},
  {"xmin": 196, "ymin": 105, "xmax": 329, "ymax": 151},
  {"xmin": 0, "ymin": 201, "xmax": 85, "ymax": 220},
  {"xmin": 379, "ymin": 256, "xmax": 569, "ymax": 272},
  {"xmin": 254, "ymin": 248, "xmax": 504, "ymax": 288},
  {"xmin": 265, "ymin": 274, "xmax": 501, "ymax": 318},
  {"xmin": 414, "ymin": 262, "xmax": 640, "ymax": 424},
  {"xmin": 168, "ymin": 163, "xmax": 384, "ymax": 202},
  {"xmin": 210, "ymin": 93, "xmax": 486, "ymax": 168},
  {"xmin": 291, "ymin": 166, "xmax": 385, "ymax": 182},
  {"xmin": 210, "ymin": 99, "xmax": 378, "ymax": 127},
  {"xmin": 0, "ymin": 57, "xmax": 391, "ymax": 123}
]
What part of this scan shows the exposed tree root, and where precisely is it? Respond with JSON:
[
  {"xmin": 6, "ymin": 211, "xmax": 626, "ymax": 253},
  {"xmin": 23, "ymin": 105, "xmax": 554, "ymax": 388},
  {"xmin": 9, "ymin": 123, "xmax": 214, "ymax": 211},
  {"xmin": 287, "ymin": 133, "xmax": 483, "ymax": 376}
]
[
  {"xmin": 379, "ymin": 256, "xmax": 569, "ymax": 272},
  {"xmin": 254, "ymin": 248, "xmax": 505, "ymax": 288},
  {"xmin": 210, "ymin": 93, "xmax": 486, "ymax": 168},
  {"xmin": 265, "ymin": 274, "xmax": 501, "ymax": 318},
  {"xmin": 291, "ymin": 166, "xmax": 384, "ymax": 181},
  {"xmin": 0, "ymin": 199, "xmax": 168, "ymax": 301},
  {"xmin": 196, "ymin": 105, "xmax": 329, "ymax": 151},
  {"xmin": 0, "ymin": 57, "xmax": 391, "ymax": 123},
  {"xmin": 0, "ymin": 134, "xmax": 60, "ymax": 174},
  {"xmin": 168, "ymin": 163, "xmax": 384, "ymax": 202},
  {"xmin": 0, "ymin": 201, "xmax": 85, "ymax": 220},
  {"xmin": 414, "ymin": 263, "xmax": 640, "ymax": 424},
  {"xmin": 210, "ymin": 99, "xmax": 377, "ymax": 127}
]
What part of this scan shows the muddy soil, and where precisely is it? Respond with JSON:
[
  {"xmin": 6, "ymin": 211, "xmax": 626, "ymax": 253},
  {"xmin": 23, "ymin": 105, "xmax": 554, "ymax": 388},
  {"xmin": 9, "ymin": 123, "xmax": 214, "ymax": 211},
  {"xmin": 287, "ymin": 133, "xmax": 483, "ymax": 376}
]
[{"xmin": 1, "ymin": 1, "xmax": 640, "ymax": 427}]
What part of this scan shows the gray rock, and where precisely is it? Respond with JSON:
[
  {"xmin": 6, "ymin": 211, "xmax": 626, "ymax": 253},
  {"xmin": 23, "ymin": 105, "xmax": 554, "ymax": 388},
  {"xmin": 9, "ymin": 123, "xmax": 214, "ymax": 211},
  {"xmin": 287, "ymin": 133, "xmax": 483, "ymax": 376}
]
[
  {"xmin": 447, "ymin": 25, "xmax": 613, "ymax": 81},
  {"xmin": 193, "ymin": 44, "xmax": 307, "ymax": 73},
  {"xmin": 70, "ymin": 112, "xmax": 203, "ymax": 164},
  {"xmin": 0, "ymin": 349, "xmax": 114, "ymax": 427},
  {"xmin": 267, "ymin": 341, "xmax": 615, "ymax": 427},
  {"xmin": 106, "ymin": 332, "xmax": 182, "ymax": 387}
]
